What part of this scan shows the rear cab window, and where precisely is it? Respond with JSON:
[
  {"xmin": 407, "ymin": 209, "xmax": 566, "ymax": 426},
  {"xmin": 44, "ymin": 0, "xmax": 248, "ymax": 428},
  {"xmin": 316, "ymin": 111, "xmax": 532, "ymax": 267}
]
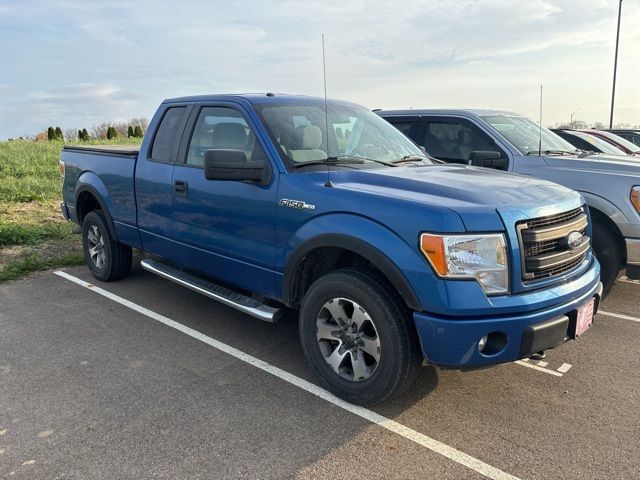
[{"xmin": 150, "ymin": 106, "xmax": 188, "ymax": 162}]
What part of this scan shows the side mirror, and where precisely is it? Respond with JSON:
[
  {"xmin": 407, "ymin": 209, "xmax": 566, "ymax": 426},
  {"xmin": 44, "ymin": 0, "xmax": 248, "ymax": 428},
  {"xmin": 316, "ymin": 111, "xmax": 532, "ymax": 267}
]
[
  {"xmin": 469, "ymin": 151, "xmax": 508, "ymax": 170},
  {"xmin": 204, "ymin": 149, "xmax": 269, "ymax": 184}
]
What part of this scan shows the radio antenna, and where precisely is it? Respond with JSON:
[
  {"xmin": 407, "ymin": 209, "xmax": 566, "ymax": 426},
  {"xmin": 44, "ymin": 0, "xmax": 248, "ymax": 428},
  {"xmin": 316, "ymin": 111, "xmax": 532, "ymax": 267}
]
[
  {"xmin": 322, "ymin": 34, "xmax": 333, "ymax": 188},
  {"xmin": 538, "ymin": 84, "xmax": 543, "ymax": 157}
]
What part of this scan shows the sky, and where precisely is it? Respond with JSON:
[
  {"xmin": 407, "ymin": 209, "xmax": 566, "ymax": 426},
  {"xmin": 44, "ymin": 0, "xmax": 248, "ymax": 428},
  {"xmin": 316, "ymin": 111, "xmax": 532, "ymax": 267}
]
[{"xmin": 0, "ymin": 0, "xmax": 638, "ymax": 139}]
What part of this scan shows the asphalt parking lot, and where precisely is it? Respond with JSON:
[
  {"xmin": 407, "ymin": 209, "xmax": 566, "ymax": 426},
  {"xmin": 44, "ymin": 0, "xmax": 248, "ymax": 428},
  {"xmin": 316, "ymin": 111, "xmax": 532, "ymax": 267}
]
[{"xmin": 1, "ymin": 261, "xmax": 639, "ymax": 479}]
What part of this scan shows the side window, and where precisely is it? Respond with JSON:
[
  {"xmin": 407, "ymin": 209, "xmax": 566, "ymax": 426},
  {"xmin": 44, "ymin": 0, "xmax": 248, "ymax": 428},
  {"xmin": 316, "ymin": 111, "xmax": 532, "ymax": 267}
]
[
  {"xmin": 561, "ymin": 134, "xmax": 592, "ymax": 151},
  {"xmin": 420, "ymin": 120, "xmax": 500, "ymax": 163},
  {"xmin": 186, "ymin": 107, "xmax": 256, "ymax": 167},
  {"xmin": 151, "ymin": 107, "xmax": 187, "ymax": 162},
  {"xmin": 388, "ymin": 121, "xmax": 414, "ymax": 138}
]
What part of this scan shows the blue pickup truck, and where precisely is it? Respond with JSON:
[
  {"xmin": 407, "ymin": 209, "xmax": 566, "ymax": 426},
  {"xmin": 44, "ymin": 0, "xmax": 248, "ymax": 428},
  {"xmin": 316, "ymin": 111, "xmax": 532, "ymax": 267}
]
[{"xmin": 60, "ymin": 94, "xmax": 602, "ymax": 404}]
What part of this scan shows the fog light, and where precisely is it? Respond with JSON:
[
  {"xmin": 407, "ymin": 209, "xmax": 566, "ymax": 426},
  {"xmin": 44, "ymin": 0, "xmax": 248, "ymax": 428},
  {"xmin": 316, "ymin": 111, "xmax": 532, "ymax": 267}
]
[{"xmin": 477, "ymin": 332, "xmax": 508, "ymax": 356}]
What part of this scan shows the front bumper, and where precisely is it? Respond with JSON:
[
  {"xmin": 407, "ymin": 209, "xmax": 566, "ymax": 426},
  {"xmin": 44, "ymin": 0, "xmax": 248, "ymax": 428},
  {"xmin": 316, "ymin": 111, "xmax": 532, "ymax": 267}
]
[
  {"xmin": 413, "ymin": 272, "xmax": 602, "ymax": 368},
  {"xmin": 625, "ymin": 238, "xmax": 640, "ymax": 279}
]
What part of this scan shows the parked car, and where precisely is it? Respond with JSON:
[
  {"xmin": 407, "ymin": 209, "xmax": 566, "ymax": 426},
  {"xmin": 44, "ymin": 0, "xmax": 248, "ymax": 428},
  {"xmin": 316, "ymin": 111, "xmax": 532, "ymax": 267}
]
[
  {"xmin": 605, "ymin": 129, "xmax": 640, "ymax": 147},
  {"xmin": 551, "ymin": 129, "xmax": 628, "ymax": 156},
  {"xmin": 61, "ymin": 95, "xmax": 602, "ymax": 405},
  {"xmin": 581, "ymin": 130, "xmax": 640, "ymax": 156},
  {"xmin": 378, "ymin": 108, "xmax": 640, "ymax": 291}
]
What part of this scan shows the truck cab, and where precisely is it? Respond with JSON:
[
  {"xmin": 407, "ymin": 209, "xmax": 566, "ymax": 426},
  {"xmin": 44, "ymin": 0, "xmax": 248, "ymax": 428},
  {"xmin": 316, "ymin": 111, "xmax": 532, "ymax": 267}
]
[
  {"xmin": 378, "ymin": 109, "xmax": 640, "ymax": 291},
  {"xmin": 61, "ymin": 95, "xmax": 602, "ymax": 405}
]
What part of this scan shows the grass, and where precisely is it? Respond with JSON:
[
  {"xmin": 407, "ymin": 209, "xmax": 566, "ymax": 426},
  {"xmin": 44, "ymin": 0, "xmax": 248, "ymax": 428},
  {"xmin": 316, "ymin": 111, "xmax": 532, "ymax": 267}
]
[{"xmin": 0, "ymin": 137, "xmax": 142, "ymax": 282}]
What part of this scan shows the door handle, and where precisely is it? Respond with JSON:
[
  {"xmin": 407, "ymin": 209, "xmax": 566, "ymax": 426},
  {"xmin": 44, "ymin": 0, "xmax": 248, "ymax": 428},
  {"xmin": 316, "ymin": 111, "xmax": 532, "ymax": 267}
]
[{"xmin": 174, "ymin": 180, "xmax": 188, "ymax": 197}]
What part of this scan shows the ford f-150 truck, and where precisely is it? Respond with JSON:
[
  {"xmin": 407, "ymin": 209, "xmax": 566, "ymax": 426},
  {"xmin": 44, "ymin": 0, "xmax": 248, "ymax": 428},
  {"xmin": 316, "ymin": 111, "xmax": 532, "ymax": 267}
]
[
  {"xmin": 378, "ymin": 109, "xmax": 640, "ymax": 293},
  {"xmin": 61, "ymin": 94, "xmax": 602, "ymax": 405}
]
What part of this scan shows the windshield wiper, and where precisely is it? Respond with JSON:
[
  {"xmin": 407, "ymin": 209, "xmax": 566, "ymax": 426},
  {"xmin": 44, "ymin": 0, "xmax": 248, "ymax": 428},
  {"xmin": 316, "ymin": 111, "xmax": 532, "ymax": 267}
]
[
  {"xmin": 292, "ymin": 156, "xmax": 365, "ymax": 169},
  {"xmin": 526, "ymin": 149, "xmax": 576, "ymax": 156},
  {"xmin": 392, "ymin": 155, "xmax": 428, "ymax": 164},
  {"xmin": 577, "ymin": 149, "xmax": 597, "ymax": 158}
]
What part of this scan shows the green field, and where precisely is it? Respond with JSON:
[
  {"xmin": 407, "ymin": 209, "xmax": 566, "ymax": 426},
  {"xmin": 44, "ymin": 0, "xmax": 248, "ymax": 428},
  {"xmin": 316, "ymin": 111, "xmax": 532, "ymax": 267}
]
[{"xmin": 0, "ymin": 138, "xmax": 142, "ymax": 282}]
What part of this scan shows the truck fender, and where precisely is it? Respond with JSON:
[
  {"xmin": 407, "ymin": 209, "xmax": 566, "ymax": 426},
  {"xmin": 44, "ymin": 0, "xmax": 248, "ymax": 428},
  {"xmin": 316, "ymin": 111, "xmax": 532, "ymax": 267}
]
[
  {"xmin": 281, "ymin": 214, "xmax": 424, "ymax": 311},
  {"xmin": 578, "ymin": 191, "xmax": 629, "ymax": 228},
  {"xmin": 75, "ymin": 172, "xmax": 119, "ymax": 241}
]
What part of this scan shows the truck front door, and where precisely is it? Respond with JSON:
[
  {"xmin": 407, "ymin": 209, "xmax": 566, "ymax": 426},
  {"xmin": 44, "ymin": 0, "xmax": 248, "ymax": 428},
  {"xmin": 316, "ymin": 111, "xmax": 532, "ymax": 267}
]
[{"xmin": 170, "ymin": 104, "xmax": 279, "ymax": 298}]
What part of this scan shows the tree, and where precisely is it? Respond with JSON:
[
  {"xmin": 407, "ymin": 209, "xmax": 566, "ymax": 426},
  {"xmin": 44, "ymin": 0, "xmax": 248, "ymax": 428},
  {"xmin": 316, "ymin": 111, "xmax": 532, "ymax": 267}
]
[
  {"xmin": 82, "ymin": 128, "xmax": 89, "ymax": 141},
  {"xmin": 106, "ymin": 126, "xmax": 118, "ymax": 140},
  {"xmin": 78, "ymin": 129, "xmax": 83, "ymax": 140},
  {"xmin": 127, "ymin": 125, "xmax": 134, "ymax": 137},
  {"xmin": 47, "ymin": 127, "xmax": 55, "ymax": 141},
  {"xmin": 54, "ymin": 127, "xmax": 63, "ymax": 140},
  {"xmin": 134, "ymin": 125, "xmax": 143, "ymax": 138}
]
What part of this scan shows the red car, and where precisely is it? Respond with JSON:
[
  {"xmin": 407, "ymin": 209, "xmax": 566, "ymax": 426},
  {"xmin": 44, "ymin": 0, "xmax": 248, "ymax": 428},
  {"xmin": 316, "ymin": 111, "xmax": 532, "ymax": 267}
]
[{"xmin": 580, "ymin": 130, "xmax": 640, "ymax": 156}]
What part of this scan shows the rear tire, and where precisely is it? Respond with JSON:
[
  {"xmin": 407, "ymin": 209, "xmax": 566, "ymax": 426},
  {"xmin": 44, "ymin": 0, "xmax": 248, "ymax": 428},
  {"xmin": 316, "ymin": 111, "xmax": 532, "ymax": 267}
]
[
  {"xmin": 592, "ymin": 221, "xmax": 623, "ymax": 296},
  {"xmin": 82, "ymin": 210, "xmax": 132, "ymax": 282},
  {"xmin": 299, "ymin": 268, "xmax": 422, "ymax": 406}
]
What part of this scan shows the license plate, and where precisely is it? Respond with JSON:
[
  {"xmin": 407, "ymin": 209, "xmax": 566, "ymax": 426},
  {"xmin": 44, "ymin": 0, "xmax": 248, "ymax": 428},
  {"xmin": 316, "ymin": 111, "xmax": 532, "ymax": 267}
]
[{"xmin": 575, "ymin": 298, "xmax": 595, "ymax": 337}]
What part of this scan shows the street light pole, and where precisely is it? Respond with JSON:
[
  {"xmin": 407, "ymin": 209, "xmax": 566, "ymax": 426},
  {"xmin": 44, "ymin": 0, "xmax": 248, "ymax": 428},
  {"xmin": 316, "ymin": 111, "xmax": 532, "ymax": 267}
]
[
  {"xmin": 570, "ymin": 108, "xmax": 580, "ymax": 127},
  {"xmin": 609, "ymin": 0, "xmax": 623, "ymax": 129}
]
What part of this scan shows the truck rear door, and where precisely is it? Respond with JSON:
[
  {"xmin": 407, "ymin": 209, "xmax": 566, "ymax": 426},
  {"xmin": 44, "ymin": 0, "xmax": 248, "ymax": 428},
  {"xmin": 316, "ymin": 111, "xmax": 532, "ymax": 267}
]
[{"xmin": 135, "ymin": 104, "xmax": 192, "ymax": 258}]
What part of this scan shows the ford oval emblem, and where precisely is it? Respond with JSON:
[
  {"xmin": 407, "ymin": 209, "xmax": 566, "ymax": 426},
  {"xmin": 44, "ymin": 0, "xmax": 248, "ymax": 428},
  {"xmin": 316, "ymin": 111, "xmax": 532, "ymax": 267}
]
[{"xmin": 566, "ymin": 231, "xmax": 583, "ymax": 250}]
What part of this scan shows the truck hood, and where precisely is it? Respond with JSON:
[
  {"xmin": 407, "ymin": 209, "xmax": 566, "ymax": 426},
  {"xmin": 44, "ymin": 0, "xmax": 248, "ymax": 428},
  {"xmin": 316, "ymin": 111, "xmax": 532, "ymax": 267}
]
[
  {"xmin": 543, "ymin": 153, "xmax": 640, "ymax": 178},
  {"xmin": 334, "ymin": 164, "xmax": 580, "ymax": 231}
]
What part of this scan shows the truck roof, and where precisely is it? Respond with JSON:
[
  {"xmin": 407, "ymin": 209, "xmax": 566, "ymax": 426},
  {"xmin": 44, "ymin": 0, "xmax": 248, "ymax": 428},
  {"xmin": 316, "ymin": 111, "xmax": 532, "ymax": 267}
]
[
  {"xmin": 378, "ymin": 108, "xmax": 522, "ymax": 117},
  {"xmin": 163, "ymin": 93, "xmax": 356, "ymax": 107}
]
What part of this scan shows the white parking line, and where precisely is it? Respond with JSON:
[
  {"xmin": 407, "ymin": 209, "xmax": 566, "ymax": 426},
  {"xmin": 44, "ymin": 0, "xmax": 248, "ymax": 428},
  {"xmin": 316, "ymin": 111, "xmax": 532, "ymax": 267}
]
[
  {"xmin": 598, "ymin": 310, "xmax": 640, "ymax": 324},
  {"xmin": 53, "ymin": 270, "xmax": 519, "ymax": 480},
  {"xmin": 514, "ymin": 360, "xmax": 563, "ymax": 377},
  {"xmin": 557, "ymin": 363, "xmax": 572, "ymax": 374}
]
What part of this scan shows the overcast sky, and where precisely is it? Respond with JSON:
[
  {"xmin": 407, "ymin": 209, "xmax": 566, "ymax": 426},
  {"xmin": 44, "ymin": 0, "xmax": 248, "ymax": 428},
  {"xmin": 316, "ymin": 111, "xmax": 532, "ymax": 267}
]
[{"xmin": 0, "ymin": 0, "xmax": 638, "ymax": 139}]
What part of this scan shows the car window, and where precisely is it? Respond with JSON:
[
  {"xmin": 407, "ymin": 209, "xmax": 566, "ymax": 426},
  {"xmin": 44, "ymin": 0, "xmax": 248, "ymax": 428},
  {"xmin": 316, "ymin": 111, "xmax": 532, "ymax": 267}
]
[
  {"xmin": 481, "ymin": 114, "xmax": 575, "ymax": 155},
  {"xmin": 186, "ymin": 107, "xmax": 256, "ymax": 167},
  {"xmin": 151, "ymin": 107, "xmax": 187, "ymax": 162},
  {"xmin": 388, "ymin": 121, "xmax": 414, "ymax": 138},
  {"xmin": 419, "ymin": 120, "xmax": 498, "ymax": 163},
  {"xmin": 255, "ymin": 103, "xmax": 430, "ymax": 168}
]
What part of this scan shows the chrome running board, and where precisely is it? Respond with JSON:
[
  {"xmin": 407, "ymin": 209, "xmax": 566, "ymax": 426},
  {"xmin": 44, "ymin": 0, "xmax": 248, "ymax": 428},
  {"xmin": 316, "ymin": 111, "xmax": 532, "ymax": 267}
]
[{"xmin": 140, "ymin": 259, "xmax": 282, "ymax": 323}]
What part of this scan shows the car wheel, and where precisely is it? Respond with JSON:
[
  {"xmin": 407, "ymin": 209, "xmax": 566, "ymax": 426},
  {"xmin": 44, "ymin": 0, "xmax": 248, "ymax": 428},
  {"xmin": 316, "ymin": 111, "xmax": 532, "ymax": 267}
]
[
  {"xmin": 592, "ymin": 220, "xmax": 623, "ymax": 296},
  {"xmin": 82, "ymin": 210, "xmax": 132, "ymax": 282},
  {"xmin": 299, "ymin": 268, "xmax": 421, "ymax": 405}
]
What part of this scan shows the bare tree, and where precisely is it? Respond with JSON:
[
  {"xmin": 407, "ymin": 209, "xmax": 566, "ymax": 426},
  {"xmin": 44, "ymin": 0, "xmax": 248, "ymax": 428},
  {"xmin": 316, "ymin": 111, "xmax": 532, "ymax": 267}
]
[{"xmin": 91, "ymin": 123, "xmax": 110, "ymax": 139}]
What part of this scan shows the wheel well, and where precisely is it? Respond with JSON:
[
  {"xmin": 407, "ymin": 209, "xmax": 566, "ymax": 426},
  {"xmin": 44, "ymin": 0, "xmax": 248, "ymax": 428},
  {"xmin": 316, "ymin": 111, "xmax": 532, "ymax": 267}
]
[
  {"xmin": 288, "ymin": 247, "xmax": 401, "ymax": 309},
  {"xmin": 76, "ymin": 190, "xmax": 101, "ymax": 224},
  {"xmin": 589, "ymin": 207, "xmax": 626, "ymax": 262}
]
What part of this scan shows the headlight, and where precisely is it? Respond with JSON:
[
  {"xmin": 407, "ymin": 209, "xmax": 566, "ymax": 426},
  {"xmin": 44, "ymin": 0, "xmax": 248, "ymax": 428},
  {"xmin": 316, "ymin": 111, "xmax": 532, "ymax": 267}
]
[
  {"xmin": 631, "ymin": 186, "xmax": 640, "ymax": 214},
  {"xmin": 420, "ymin": 233, "xmax": 509, "ymax": 295}
]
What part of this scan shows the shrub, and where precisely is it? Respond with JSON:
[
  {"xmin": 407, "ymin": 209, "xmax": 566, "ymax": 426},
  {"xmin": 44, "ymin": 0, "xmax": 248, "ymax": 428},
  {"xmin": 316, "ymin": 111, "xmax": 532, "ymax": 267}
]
[
  {"xmin": 47, "ymin": 127, "xmax": 55, "ymax": 141},
  {"xmin": 134, "ymin": 125, "xmax": 143, "ymax": 138},
  {"xmin": 127, "ymin": 125, "xmax": 134, "ymax": 137},
  {"xmin": 81, "ymin": 128, "xmax": 89, "ymax": 141},
  {"xmin": 54, "ymin": 127, "xmax": 63, "ymax": 140},
  {"xmin": 106, "ymin": 126, "xmax": 117, "ymax": 140}
]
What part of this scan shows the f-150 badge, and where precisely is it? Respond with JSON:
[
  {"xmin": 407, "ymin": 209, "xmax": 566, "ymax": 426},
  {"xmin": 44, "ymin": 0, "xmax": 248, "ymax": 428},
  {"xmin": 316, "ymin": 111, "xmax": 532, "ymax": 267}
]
[{"xmin": 279, "ymin": 198, "xmax": 316, "ymax": 210}]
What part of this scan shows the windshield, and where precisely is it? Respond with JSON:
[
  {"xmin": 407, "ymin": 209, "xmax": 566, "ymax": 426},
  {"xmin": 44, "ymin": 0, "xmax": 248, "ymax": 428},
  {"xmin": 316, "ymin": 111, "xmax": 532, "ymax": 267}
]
[
  {"xmin": 255, "ymin": 102, "xmax": 431, "ymax": 168},
  {"xmin": 570, "ymin": 131, "xmax": 627, "ymax": 155},
  {"xmin": 481, "ymin": 114, "xmax": 577, "ymax": 155},
  {"xmin": 594, "ymin": 131, "xmax": 640, "ymax": 153}
]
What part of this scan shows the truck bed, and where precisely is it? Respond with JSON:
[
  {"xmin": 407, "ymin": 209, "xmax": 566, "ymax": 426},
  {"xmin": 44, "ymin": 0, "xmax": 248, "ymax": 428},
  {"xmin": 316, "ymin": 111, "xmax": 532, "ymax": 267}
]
[{"xmin": 62, "ymin": 145, "xmax": 139, "ymax": 157}]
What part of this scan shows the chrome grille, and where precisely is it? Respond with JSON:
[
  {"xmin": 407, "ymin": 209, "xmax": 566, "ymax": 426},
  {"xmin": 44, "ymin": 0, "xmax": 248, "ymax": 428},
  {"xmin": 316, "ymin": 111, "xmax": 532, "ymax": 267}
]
[{"xmin": 517, "ymin": 207, "xmax": 590, "ymax": 280}]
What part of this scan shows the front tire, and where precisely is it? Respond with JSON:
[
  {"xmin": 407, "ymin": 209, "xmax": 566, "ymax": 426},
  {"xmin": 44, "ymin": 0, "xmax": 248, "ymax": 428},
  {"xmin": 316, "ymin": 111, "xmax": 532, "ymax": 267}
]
[
  {"xmin": 82, "ymin": 210, "xmax": 132, "ymax": 282},
  {"xmin": 299, "ymin": 268, "xmax": 421, "ymax": 406},
  {"xmin": 592, "ymin": 221, "xmax": 623, "ymax": 296}
]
